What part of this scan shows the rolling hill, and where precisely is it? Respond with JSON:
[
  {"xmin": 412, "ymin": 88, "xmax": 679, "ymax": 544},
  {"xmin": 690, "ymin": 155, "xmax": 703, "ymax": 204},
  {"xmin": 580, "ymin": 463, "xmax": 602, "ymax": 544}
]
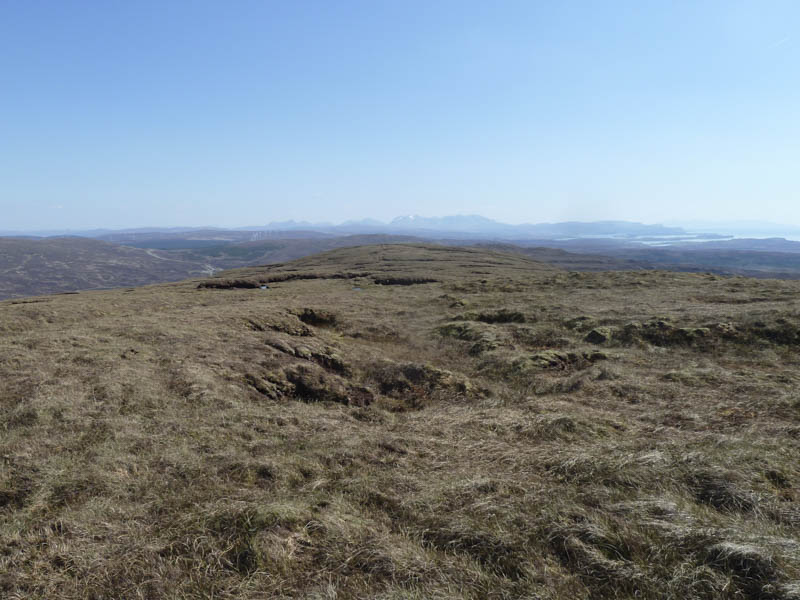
[
  {"xmin": 7, "ymin": 233, "xmax": 800, "ymax": 303},
  {"xmin": 1, "ymin": 244, "xmax": 798, "ymax": 598}
]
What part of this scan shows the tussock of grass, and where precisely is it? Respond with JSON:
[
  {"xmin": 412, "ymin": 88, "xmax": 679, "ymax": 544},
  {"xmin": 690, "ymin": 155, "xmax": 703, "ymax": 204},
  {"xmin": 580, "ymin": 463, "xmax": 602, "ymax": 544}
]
[{"xmin": 373, "ymin": 276, "xmax": 438, "ymax": 285}]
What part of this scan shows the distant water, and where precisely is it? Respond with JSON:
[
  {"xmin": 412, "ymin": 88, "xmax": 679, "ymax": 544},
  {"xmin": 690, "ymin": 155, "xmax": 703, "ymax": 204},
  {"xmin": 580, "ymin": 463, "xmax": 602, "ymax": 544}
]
[
  {"xmin": 576, "ymin": 232, "xmax": 800, "ymax": 246},
  {"xmin": 721, "ymin": 233, "xmax": 800, "ymax": 242},
  {"xmin": 683, "ymin": 232, "xmax": 800, "ymax": 243}
]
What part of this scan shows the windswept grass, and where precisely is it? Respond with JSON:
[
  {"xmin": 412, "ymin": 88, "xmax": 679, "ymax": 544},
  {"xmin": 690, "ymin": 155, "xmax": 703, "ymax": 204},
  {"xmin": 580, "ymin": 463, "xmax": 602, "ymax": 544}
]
[{"xmin": 0, "ymin": 244, "xmax": 798, "ymax": 598}]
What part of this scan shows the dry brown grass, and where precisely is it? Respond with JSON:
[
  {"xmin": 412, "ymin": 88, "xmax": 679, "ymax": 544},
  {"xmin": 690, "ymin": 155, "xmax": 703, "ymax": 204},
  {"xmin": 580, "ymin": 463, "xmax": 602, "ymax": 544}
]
[{"xmin": 1, "ymin": 244, "xmax": 799, "ymax": 599}]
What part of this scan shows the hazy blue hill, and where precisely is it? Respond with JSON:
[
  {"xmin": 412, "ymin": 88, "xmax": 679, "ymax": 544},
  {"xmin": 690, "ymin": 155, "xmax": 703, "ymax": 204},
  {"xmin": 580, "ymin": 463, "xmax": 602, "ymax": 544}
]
[
  {"xmin": 389, "ymin": 214, "xmax": 501, "ymax": 231},
  {"xmin": 518, "ymin": 221, "xmax": 686, "ymax": 237},
  {"xmin": 6, "ymin": 216, "xmax": 691, "ymax": 242},
  {"xmin": 670, "ymin": 237, "xmax": 800, "ymax": 253}
]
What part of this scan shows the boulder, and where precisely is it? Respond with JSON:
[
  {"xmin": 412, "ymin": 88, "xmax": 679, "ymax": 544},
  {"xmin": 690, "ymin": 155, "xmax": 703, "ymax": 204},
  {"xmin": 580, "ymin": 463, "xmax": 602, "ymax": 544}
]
[{"xmin": 585, "ymin": 327, "xmax": 613, "ymax": 344}]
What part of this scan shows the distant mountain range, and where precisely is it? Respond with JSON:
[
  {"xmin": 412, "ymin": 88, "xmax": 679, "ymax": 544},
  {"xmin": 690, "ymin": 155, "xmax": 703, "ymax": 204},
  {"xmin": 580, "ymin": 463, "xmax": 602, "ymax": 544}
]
[
  {"xmin": 8, "ymin": 216, "xmax": 800, "ymax": 242},
  {"xmin": 666, "ymin": 220, "xmax": 800, "ymax": 237},
  {"xmin": 247, "ymin": 215, "xmax": 689, "ymax": 238},
  {"xmin": 0, "ymin": 216, "xmax": 688, "ymax": 240},
  {"xmin": 384, "ymin": 215, "xmax": 686, "ymax": 237}
]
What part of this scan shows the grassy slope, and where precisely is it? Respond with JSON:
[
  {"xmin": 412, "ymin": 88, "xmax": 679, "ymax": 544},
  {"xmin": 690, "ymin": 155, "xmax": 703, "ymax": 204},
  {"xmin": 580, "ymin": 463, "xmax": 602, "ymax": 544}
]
[
  {"xmin": 170, "ymin": 235, "xmax": 431, "ymax": 269},
  {"xmin": 1, "ymin": 244, "xmax": 799, "ymax": 599}
]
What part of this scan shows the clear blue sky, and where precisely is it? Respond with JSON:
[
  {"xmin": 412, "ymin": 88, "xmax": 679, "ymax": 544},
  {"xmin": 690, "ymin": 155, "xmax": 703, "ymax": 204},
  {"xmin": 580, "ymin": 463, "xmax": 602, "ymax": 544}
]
[{"xmin": 1, "ymin": 1, "xmax": 798, "ymax": 230}]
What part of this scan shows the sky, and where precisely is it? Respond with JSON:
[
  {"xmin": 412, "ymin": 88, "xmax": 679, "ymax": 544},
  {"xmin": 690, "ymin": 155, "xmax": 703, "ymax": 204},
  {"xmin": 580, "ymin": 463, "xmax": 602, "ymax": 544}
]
[{"xmin": 1, "ymin": 0, "xmax": 799, "ymax": 230}]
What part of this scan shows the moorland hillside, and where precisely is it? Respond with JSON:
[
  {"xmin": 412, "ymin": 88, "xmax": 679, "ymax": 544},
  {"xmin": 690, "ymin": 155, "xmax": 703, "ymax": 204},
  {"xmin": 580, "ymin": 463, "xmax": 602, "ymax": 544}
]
[
  {"xmin": 7, "ymin": 234, "xmax": 800, "ymax": 302},
  {"xmin": 1, "ymin": 244, "xmax": 798, "ymax": 599},
  {"xmin": 0, "ymin": 235, "xmax": 429, "ymax": 299},
  {"xmin": 0, "ymin": 237, "xmax": 212, "ymax": 300}
]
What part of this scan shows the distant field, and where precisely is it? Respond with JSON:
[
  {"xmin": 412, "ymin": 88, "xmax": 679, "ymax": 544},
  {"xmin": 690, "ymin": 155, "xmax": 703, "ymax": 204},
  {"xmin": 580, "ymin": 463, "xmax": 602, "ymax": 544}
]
[
  {"xmin": 119, "ymin": 239, "xmax": 237, "ymax": 250},
  {"xmin": 0, "ymin": 237, "xmax": 211, "ymax": 300}
]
